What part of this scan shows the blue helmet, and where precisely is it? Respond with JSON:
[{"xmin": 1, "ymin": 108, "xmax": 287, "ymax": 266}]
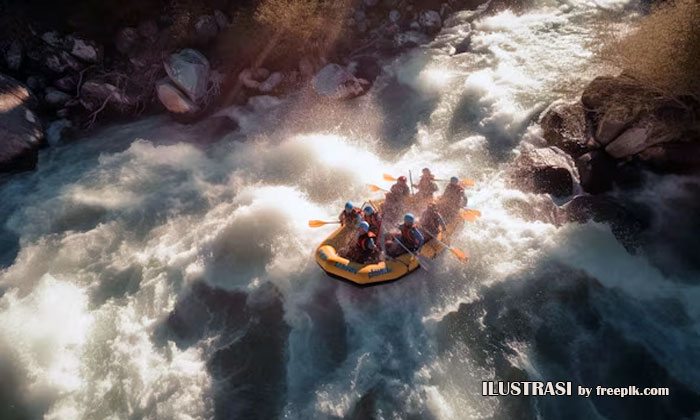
[
  {"xmin": 359, "ymin": 221, "xmax": 370, "ymax": 232},
  {"xmin": 404, "ymin": 213, "xmax": 415, "ymax": 224},
  {"xmin": 345, "ymin": 201, "xmax": 354, "ymax": 211},
  {"xmin": 450, "ymin": 176, "xmax": 459, "ymax": 184},
  {"xmin": 363, "ymin": 205, "xmax": 374, "ymax": 215}
]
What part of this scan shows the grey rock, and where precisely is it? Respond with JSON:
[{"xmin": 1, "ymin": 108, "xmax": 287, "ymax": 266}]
[
  {"xmin": 259, "ymin": 72, "xmax": 284, "ymax": 93},
  {"xmin": 575, "ymin": 150, "xmax": 616, "ymax": 194},
  {"xmin": 69, "ymin": 37, "xmax": 103, "ymax": 63},
  {"xmin": 539, "ymin": 101, "xmax": 593, "ymax": 157},
  {"xmin": 418, "ymin": 10, "xmax": 442, "ymax": 33},
  {"xmin": 604, "ymin": 119, "xmax": 676, "ymax": 159},
  {"xmin": 595, "ymin": 105, "xmax": 638, "ymax": 145},
  {"xmin": 44, "ymin": 87, "xmax": 72, "ymax": 107},
  {"xmin": 80, "ymin": 80, "xmax": 131, "ymax": 111},
  {"xmin": 389, "ymin": 10, "xmax": 401, "ymax": 23},
  {"xmin": 214, "ymin": 10, "xmax": 230, "ymax": 30},
  {"xmin": 164, "ymin": 49, "xmax": 210, "ymax": 103}
]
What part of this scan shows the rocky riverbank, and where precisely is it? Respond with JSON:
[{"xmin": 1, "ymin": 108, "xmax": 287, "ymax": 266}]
[
  {"xmin": 1, "ymin": 0, "xmax": 494, "ymax": 173},
  {"xmin": 507, "ymin": 73, "xmax": 699, "ymax": 250}
]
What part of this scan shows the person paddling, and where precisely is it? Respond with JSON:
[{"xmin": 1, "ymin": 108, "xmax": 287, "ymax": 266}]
[
  {"xmin": 413, "ymin": 168, "xmax": 438, "ymax": 201},
  {"xmin": 363, "ymin": 205, "xmax": 382, "ymax": 236},
  {"xmin": 420, "ymin": 202, "xmax": 447, "ymax": 238},
  {"xmin": 339, "ymin": 201, "xmax": 362, "ymax": 227},
  {"xmin": 439, "ymin": 177, "xmax": 467, "ymax": 218},
  {"xmin": 339, "ymin": 221, "xmax": 379, "ymax": 263},
  {"xmin": 386, "ymin": 213, "xmax": 424, "ymax": 257}
]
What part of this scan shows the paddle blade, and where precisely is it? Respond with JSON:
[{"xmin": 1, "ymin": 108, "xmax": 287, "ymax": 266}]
[
  {"xmin": 308, "ymin": 220, "xmax": 330, "ymax": 228},
  {"xmin": 460, "ymin": 179, "xmax": 475, "ymax": 187},
  {"xmin": 460, "ymin": 209, "xmax": 480, "ymax": 222},
  {"xmin": 382, "ymin": 173, "xmax": 397, "ymax": 182},
  {"xmin": 368, "ymin": 184, "xmax": 385, "ymax": 192},
  {"xmin": 450, "ymin": 247, "xmax": 468, "ymax": 262}
]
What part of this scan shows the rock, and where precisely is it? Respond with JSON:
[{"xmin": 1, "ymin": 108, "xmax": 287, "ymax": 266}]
[
  {"xmin": 389, "ymin": 10, "xmax": 401, "ymax": 23},
  {"xmin": 638, "ymin": 142, "xmax": 700, "ymax": 173},
  {"xmin": 138, "ymin": 20, "xmax": 159, "ymax": 39},
  {"xmin": 539, "ymin": 101, "xmax": 592, "ymax": 157},
  {"xmin": 575, "ymin": 150, "xmax": 616, "ymax": 194},
  {"xmin": 46, "ymin": 119, "xmax": 72, "ymax": 146},
  {"xmin": 0, "ymin": 74, "xmax": 45, "ymax": 173},
  {"xmin": 115, "ymin": 27, "xmax": 139, "ymax": 54},
  {"xmin": 214, "ymin": 10, "xmax": 230, "ymax": 30},
  {"xmin": 604, "ymin": 119, "xmax": 676, "ymax": 159},
  {"xmin": 418, "ymin": 10, "xmax": 442, "ymax": 33},
  {"xmin": 312, "ymin": 63, "xmax": 368, "ymax": 100},
  {"xmin": 80, "ymin": 80, "xmax": 132, "ymax": 111},
  {"xmin": 581, "ymin": 75, "xmax": 643, "ymax": 112},
  {"xmin": 5, "ymin": 40, "xmax": 23, "ymax": 71},
  {"xmin": 259, "ymin": 72, "xmax": 283, "ymax": 93},
  {"xmin": 54, "ymin": 75, "xmax": 78, "ymax": 92},
  {"xmin": 365, "ymin": 0, "xmax": 379, "ymax": 6},
  {"xmin": 509, "ymin": 146, "xmax": 576, "ymax": 197},
  {"xmin": 44, "ymin": 50, "xmax": 83, "ymax": 73},
  {"xmin": 595, "ymin": 104, "xmax": 638, "ymax": 145},
  {"xmin": 41, "ymin": 31, "xmax": 66, "ymax": 48},
  {"xmin": 68, "ymin": 37, "xmax": 103, "ymax": 63},
  {"xmin": 194, "ymin": 15, "xmax": 219, "ymax": 44},
  {"xmin": 454, "ymin": 35, "xmax": 472, "ymax": 55},
  {"xmin": 395, "ymin": 31, "xmax": 430, "ymax": 48},
  {"xmin": 44, "ymin": 87, "xmax": 72, "ymax": 107},
  {"xmin": 355, "ymin": 10, "xmax": 366, "ymax": 21},
  {"xmin": 164, "ymin": 49, "xmax": 210, "ymax": 103},
  {"xmin": 156, "ymin": 79, "xmax": 199, "ymax": 115},
  {"xmin": 357, "ymin": 20, "xmax": 368, "ymax": 33}
]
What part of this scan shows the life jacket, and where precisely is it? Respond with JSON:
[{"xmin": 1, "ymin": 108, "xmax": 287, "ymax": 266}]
[
  {"xmin": 399, "ymin": 223, "xmax": 420, "ymax": 248},
  {"xmin": 417, "ymin": 175, "xmax": 438, "ymax": 193},
  {"xmin": 356, "ymin": 231, "xmax": 377, "ymax": 251},
  {"xmin": 364, "ymin": 212, "xmax": 381, "ymax": 234},
  {"xmin": 443, "ymin": 184, "xmax": 465, "ymax": 205},
  {"xmin": 421, "ymin": 208, "xmax": 445, "ymax": 234},
  {"xmin": 391, "ymin": 182, "xmax": 410, "ymax": 197},
  {"xmin": 340, "ymin": 207, "xmax": 362, "ymax": 226}
]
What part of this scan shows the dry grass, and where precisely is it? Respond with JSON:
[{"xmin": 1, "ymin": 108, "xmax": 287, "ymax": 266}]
[{"xmin": 603, "ymin": 0, "xmax": 700, "ymax": 96}]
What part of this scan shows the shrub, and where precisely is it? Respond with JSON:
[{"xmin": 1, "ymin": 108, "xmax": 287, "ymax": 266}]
[{"xmin": 603, "ymin": 0, "xmax": 700, "ymax": 96}]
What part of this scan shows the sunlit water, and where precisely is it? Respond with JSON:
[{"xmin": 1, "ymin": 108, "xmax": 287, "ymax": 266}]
[{"xmin": 1, "ymin": 1, "xmax": 700, "ymax": 419}]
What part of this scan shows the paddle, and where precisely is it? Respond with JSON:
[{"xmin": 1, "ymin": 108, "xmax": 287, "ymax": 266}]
[
  {"xmin": 392, "ymin": 237, "xmax": 431, "ymax": 271},
  {"xmin": 383, "ymin": 173, "xmax": 475, "ymax": 187},
  {"xmin": 459, "ymin": 209, "xmax": 482, "ymax": 222},
  {"xmin": 423, "ymin": 230, "xmax": 468, "ymax": 262},
  {"xmin": 368, "ymin": 184, "xmax": 388, "ymax": 193},
  {"xmin": 308, "ymin": 220, "xmax": 341, "ymax": 228}
]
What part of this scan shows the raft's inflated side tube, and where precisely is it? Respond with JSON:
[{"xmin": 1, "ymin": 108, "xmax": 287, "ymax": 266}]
[{"xmin": 315, "ymin": 198, "xmax": 464, "ymax": 285}]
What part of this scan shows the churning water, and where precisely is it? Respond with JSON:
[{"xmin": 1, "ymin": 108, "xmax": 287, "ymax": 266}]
[{"xmin": 1, "ymin": 0, "xmax": 699, "ymax": 419}]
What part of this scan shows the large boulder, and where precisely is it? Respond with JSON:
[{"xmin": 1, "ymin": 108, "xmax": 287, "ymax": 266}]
[
  {"xmin": 594, "ymin": 104, "xmax": 638, "ymax": 145},
  {"xmin": 418, "ymin": 10, "xmax": 442, "ymax": 33},
  {"xmin": 509, "ymin": 146, "xmax": 577, "ymax": 197},
  {"xmin": 604, "ymin": 118, "xmax": 676, "ymax": 159},
  {"xmin": 539, "ymin": 101, "xmax": 593, "ymax": 157},
  {"xmin": 312, "ymin": 63, "xmax": 369, "ymax": 100},
  {"xmin": 164, "ymin": 49, "xmax": 211, "ymax": 103},
  {"xmin": 68, "ymin": 37, "xmax": 103, "ymax": 63},
  {"xmin": 0, "ymin": 74, "xmax": 45, "ymax": 172},
  {"xmin": 581, "ymin": 76, "xmax": 641, "ymax": 112},
  {"xmin": 575, "ymin": 150, "xmax": 617, "ymax": 194}
]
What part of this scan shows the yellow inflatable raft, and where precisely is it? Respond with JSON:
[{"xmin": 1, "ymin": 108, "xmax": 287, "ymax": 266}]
[{"xmin": 315, "ymin": 201, "xmax": 464, "ymax": 286}]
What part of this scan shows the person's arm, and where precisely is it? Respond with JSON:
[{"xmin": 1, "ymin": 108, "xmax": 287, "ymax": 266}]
[{"xmin": 413, "ymin": 228, "xmax": 424, "ymax": 250}]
